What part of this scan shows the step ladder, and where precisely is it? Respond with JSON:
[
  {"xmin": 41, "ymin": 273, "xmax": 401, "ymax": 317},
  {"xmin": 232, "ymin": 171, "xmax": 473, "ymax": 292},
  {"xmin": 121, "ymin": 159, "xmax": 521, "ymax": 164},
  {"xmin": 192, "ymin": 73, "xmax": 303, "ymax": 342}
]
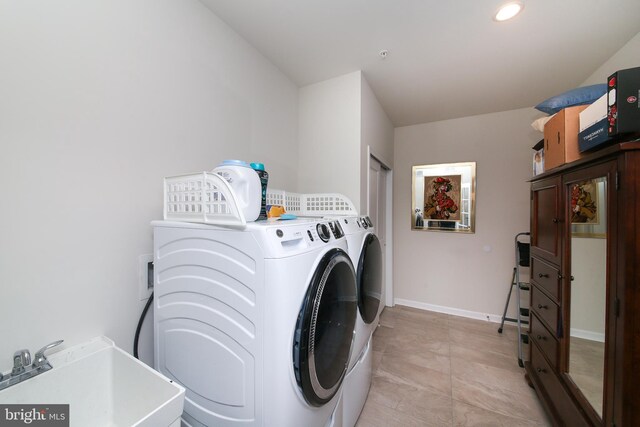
[{"xmin": 498, "ymin": 232, "xmax": 530, "ymax": 368}]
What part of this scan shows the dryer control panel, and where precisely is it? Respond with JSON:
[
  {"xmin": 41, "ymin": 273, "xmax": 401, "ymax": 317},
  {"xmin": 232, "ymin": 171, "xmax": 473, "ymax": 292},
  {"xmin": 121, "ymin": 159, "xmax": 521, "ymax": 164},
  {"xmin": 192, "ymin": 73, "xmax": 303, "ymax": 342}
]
[
  {"xmin": 328, "ymin": 221, "xmax": 344, "ymax": 239},
  {"xmin": 358, "ymin": 216, "xmax": 373, "ymax": 229}
]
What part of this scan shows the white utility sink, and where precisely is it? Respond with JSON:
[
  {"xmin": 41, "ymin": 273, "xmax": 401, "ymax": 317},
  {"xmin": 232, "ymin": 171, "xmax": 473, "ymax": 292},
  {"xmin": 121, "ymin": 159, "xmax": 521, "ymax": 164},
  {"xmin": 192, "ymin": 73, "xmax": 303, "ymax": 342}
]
[{"xmin": 0, "ymin": 336, "xmax": 185, "ymax": 427}]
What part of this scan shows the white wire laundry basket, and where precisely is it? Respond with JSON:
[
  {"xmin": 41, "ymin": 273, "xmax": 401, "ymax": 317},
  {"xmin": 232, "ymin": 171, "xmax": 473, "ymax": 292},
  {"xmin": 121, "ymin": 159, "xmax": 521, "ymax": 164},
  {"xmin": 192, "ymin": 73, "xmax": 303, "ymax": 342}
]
[
  {"xmin": 164, "ymin": 172, "xmax": 358, "ymax": 227},
  {"xmin": 266, "ymin": 190, "xmax": 357, "ymax": 217},
  {"xmin": 164, "ymin": 172, "xmax": 246, "ymax": 227}
]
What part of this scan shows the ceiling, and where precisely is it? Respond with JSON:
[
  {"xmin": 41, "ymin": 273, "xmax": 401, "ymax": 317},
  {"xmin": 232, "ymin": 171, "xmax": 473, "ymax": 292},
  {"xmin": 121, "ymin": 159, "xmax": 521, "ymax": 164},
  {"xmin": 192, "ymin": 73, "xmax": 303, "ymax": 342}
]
[{"xmin": 199, "ymin": 0, "xmax": 640, "ymax": 127}]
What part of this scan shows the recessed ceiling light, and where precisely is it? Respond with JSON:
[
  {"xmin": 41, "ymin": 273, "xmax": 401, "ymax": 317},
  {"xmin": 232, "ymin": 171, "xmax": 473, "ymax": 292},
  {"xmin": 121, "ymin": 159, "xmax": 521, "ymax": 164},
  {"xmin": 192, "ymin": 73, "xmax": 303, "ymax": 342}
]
[{"xmin": 494, "ymin": 1, "xmax": 524, "ymax": 22}]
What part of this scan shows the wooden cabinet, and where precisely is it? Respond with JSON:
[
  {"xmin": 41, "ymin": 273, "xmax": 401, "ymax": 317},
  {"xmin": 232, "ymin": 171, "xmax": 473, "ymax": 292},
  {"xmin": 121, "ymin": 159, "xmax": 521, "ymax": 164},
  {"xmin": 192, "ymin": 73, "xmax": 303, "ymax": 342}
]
[
  {"xmin": 526, "ymin": 141, "xmax": 640, "ymax": 426},
  {"xmin": 531, "ymin": 176, "xmax": 562, "ymax": 266}
]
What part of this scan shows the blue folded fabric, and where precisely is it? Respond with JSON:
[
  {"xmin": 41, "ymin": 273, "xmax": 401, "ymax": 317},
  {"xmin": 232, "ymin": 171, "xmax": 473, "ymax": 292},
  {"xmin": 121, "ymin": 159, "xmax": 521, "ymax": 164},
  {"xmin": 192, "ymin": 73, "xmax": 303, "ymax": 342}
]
[
  {"xmin": 279, "ymin": 214, "xmax": 297, "ymax": 220},
  {"xmin": 535, "ymin": 84, "xmax": 607, "ymax": 115}
]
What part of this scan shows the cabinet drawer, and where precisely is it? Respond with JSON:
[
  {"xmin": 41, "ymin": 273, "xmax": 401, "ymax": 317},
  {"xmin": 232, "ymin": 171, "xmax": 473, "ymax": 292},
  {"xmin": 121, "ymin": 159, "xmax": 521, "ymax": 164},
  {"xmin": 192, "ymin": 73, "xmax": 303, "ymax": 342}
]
[
  {"xmin": 530, "ymin": 257, "xmax": 560, "ymax": 301},
  {"xmin": 530, "ymin": 343, "xmax": 587, "ymax": 425},
  {"xmin": 531, "ymin": 286, "xmax": 559, "ymax": 335},
  {"xmin": 529, "ymin": 313, "xmax": 558, "ymax": 370}
]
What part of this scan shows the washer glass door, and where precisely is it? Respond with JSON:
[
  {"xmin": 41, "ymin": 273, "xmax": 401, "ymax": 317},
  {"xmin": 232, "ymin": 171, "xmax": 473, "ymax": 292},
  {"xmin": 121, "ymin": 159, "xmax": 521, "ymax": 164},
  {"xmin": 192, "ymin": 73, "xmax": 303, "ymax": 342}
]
[
  {"xmin": 293, "ymin": 248, "xmax": 357, "ymax": 406},
  {"xmin": 357, "ymin": 233, "xmax": 382, "ymax": 324}
]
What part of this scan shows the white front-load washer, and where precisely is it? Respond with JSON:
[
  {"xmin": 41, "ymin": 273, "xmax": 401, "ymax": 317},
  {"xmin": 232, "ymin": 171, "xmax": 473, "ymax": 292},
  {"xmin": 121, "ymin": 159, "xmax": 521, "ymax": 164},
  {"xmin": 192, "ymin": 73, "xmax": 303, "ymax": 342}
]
[
  {"xmin": 152, "ymin": 218, "xmax": 357, "ymax": 427},
  {"xmin": 326, "ymin": 215, "xmax": 382, "ymax": 427}
]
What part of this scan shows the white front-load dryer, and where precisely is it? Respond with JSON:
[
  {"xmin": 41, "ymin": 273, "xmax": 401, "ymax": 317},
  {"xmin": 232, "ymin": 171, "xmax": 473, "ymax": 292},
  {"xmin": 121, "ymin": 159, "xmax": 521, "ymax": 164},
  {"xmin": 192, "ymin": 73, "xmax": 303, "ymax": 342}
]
[
  {"xmin": 333, "ymin": 215, "xmax": 382, "ymax": 368},
  {"xmin": 152, "ymin": 219, "xmax": 357, "ymax": 427},
  {"xmin": 326, "ymin": 216, "xmax": 382, "ymax": 427}
]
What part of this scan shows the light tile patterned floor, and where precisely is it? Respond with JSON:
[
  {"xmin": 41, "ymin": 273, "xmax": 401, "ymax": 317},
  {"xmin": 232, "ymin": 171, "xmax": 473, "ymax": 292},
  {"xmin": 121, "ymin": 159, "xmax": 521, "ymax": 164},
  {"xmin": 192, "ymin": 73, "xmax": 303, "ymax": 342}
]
[
  {"xmin": 569, "ymin": 337, "xmax": 604, "ymax": 416},
  {"xmin": 355, "ymin": 305, "xmax": 551, "ymax": 427}
]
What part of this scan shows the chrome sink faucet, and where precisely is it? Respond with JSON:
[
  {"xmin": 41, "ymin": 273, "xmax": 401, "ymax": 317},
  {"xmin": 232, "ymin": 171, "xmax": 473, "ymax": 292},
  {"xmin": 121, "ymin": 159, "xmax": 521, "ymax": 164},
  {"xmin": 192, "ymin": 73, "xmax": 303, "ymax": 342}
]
[
  {"xmin": 0, "ymin": 340, "xmax": 63, "ymax": 391},
  {"xmin": 32, "ymin": 340, "xmax": 64, "ymax": 369},
  {"xmin": 11, "ymin": 349, "xmax": 31, "ymax": 376}
]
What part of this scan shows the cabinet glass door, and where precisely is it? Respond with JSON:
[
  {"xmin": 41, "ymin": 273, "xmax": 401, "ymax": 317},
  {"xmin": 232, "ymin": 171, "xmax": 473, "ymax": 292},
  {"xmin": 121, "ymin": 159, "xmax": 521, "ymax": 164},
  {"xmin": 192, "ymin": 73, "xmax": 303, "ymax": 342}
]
[{"xmin": 566, "ymin": 175, "xmax": 608, "ymax": 419}]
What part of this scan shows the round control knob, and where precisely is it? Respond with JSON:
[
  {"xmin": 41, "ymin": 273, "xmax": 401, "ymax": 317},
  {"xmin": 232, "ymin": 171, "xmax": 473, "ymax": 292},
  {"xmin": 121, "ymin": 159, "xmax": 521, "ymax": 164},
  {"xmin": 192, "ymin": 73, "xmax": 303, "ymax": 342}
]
[{"xmin": 316, "ymin": 223, "xmax": 331, "ymax": 242}]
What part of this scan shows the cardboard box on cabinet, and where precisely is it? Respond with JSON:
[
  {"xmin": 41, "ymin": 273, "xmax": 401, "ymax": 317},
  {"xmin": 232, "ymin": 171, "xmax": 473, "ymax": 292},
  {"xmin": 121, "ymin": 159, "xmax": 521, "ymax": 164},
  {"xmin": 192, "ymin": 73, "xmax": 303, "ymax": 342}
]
[
  {"xmin": 579, "ymin": 94, "xmax": 607, "ymax": 132},
  {"xmin": 543, "ymin": 105, "xmax": 588, "ymax": 170},
  {"xmin": 579, "ymin": 94, "xmax": 613, "ymax": 152},
  {"xmin": 579, "ymin": 118, "xmax": 610, "ymax": 152}
]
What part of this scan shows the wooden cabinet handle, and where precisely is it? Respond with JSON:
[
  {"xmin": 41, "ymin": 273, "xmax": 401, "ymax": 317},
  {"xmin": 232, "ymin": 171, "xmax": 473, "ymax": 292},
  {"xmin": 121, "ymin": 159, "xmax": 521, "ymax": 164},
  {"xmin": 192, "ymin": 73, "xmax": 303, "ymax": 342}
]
[
  {"xmin": 537, "ymin": 367, "xmax": 546, "ymax": 374},
  {"xmin": 537, "ymin": 304, "xmax": 548, "ymax": 310}
]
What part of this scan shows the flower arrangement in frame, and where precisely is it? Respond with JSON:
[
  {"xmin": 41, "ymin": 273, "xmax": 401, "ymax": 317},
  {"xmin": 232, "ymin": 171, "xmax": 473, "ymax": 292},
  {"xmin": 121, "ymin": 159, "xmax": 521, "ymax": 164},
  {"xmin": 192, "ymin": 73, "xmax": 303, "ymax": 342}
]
[
  {"xmin": 570, "ymin": 177, "xmax": 606, "ymax": 238},
  {"xmin": 423, "ymin": 175, "xmax": 462, "ymax": 221},
  {"xmin": 411, "ymin": 162, "xmax": 476, "ymax": 233},
  {"xmin": 570, "ymin": 180, "xmax": 598, "ymax": 225}
]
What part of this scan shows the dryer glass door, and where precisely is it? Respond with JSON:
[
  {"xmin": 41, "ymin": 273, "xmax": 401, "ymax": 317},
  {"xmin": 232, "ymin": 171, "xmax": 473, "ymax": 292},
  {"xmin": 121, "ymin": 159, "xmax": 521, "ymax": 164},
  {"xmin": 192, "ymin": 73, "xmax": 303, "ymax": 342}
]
[
  {"xmin": 357, "ymin": 233, "xmax": 382, "ymax": 324},
  {"xmin": 293, "ymin": 248, "xmax": 357, "ymax": 407}
]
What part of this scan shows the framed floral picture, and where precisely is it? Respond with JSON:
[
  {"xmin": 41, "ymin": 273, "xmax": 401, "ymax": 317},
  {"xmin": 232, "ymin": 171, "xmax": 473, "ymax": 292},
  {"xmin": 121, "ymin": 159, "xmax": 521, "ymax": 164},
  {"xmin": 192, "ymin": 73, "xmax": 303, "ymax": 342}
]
[
  {"xmin": 571, "ymin": 177, "xmax": 606, "ymax": 238},
  {"xmin": 423, "ymin": 175, "xmax": 462, "ymax": 221},
  {"xmin": 411, "ymin": 162, "xmax": 476, "ymax": 233},
  {"xmin": 570, "ymin": 180, "xmax": 598, "ymax": 225}
]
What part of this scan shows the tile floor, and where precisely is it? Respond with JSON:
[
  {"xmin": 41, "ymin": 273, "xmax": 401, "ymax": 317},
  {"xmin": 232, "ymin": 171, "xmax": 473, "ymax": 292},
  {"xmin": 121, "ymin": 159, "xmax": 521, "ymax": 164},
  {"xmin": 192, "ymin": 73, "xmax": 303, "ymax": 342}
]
[
  {"xmin": 355, "ymin": 305, "xmax": 551, "ymax": 426},
  {"xmin": 569, "ymin": 337, "xmax": 604, "ymax": 416}
]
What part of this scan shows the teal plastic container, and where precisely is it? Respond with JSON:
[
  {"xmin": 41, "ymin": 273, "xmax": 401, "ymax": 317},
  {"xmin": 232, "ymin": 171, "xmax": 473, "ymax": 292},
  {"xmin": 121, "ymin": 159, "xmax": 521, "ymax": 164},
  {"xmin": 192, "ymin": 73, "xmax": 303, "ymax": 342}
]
[{"xmin": 250, "ymin": 162, "xmax": 269, "ymax": 221}]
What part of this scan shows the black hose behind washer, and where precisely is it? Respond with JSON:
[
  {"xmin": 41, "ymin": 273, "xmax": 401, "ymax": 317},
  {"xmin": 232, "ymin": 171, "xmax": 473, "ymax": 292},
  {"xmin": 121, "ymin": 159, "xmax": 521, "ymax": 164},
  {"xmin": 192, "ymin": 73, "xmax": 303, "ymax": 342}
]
[{"xmin": 134, "ymin": 291, "xmax": 153, "ymax": 359}]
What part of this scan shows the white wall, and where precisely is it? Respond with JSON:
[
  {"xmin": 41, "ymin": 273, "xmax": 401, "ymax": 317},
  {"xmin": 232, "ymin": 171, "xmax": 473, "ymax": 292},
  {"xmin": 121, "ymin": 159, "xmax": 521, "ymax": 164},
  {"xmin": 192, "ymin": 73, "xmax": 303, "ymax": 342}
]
[
  {"xmin": 393, "ymin": 107, "xmax": 541, "ymax": 319},
  {"xmin": 0, "ymin": 0, "xmax": 298, "ymax": 371},
  {"xmin": 581, "ymin": 31, "xmax": 640, "ymax": 86},
  {"xmin": 570, "ymin": 237, "xmax": 607, "ymax": 339},
  {"xmin": 298, "ymin": 72, "xmax": 362, "ymax": 211},
  {"xmin": 360, "ymin": 75, "xmax": 394, "ymax": 205},
  {"xmin": 298, "ymin": 71, "xmax": 394, "ymax": 214}
]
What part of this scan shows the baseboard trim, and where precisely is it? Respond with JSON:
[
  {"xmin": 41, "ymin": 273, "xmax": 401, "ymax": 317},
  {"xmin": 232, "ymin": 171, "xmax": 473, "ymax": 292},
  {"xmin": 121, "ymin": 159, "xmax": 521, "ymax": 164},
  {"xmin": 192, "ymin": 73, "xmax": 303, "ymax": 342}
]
[
  {"xmin": 393, "ymin": 298, "xmax": 508, "ymax": 324},
  {"xmin": 570, "ymin": 328, "xmax": 605, "ymax": 343}
]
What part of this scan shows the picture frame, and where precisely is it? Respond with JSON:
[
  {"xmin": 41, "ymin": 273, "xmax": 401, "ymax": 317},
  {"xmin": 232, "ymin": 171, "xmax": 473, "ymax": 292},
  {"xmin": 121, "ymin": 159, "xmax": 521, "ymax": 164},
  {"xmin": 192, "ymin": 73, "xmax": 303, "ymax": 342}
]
[
  {"xmin": 570, "ymin": 180, "xmax": 599, "ymax": 225},
  {"xmin": 571, "ymin": 178, "xmax": 606, "ymax": 239},
  {"xmin": 411, "ymin": 162, "xmax": 476, "ymax": 233}
]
